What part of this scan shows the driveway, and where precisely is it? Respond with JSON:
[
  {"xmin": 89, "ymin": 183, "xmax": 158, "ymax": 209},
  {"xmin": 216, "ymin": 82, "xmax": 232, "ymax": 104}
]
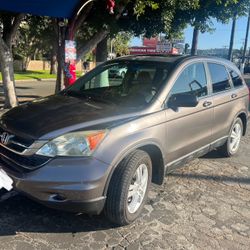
[{"xmin": 0, "ymin": 131, "xmax": 249, "ymax": 249}]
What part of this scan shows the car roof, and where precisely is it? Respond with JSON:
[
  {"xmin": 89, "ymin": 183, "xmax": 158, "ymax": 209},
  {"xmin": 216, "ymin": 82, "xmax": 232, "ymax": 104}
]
[
  {"xmin": 111, "ymin": 55, "xmax": 238, "ymax": 70},
  {"xmin": 112, "ymin": 54, "xmax": 187, "ymax": 64}
]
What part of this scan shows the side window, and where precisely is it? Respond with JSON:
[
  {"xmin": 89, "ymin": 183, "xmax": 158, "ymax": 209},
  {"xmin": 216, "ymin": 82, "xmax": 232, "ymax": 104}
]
[
  {"xmin": 208, "ymin": 63, "xmax": 231, "ymax": 93},
  {"xmin": 228, "ymin": 68, "xmax": 243, "ymax": 88},
  {"xmin": 170, "ymin": 63, "xmax": 208, "ymax": 98}
]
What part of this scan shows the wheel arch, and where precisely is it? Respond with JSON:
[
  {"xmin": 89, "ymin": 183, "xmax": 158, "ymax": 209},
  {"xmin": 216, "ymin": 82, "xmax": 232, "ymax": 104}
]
[
  {"xmin": 236, "ymin": 111, "xmax": 248, "ymax": 136},
  {"xmin": 103, "ymin": 141, "xmax": 166, "ymax": 197}
]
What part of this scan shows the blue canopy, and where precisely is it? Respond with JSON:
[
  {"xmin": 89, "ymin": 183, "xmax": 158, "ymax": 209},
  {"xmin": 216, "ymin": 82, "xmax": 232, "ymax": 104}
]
[{"xmin": 0, "ymin": 0, "xmax": 82, "ymax": 18}]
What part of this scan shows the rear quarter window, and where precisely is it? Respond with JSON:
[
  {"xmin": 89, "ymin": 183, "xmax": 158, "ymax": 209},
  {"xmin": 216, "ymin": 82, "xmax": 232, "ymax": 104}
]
[
  {"xmin": 228, "ymin": 68, "xmax": 243, "ymax": 88},
  {"xmin": 208, "ymin": 63, "xmax": 231, "ymax": 93}
]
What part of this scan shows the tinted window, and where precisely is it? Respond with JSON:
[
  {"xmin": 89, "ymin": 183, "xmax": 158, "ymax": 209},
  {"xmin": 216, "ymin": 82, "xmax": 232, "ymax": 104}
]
[
  {"xmin": 208, "ymin": 63, "xmax": 231, "ymax": 93},
  {"xmin": 228, "ymin": 68, "xmax": 243, "ymax": 87},
  {"xmin": 170, "ymin": 63, "xmax": 208, "ymax": 98}
]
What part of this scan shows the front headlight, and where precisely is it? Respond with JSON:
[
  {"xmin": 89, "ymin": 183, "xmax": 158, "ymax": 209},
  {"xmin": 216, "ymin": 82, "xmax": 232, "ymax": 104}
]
[{"xmin": 36, "ymin": 130, "xmax": 107, "ymax": 157}]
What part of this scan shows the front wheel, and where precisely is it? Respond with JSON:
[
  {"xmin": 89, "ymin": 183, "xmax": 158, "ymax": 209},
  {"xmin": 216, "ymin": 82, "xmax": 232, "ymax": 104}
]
[
  {"xmin": 104, "ymin": 150, "xmax": 152, "ymax": 225},
  {"xmin": 218, "ymin": 117, "xmax": 243, "ymax": 157}
]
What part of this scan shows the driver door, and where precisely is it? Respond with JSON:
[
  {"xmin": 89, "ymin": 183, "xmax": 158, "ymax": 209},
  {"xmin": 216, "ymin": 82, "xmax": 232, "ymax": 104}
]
[{"xmin": 165, "ymin": 62, "xmax": 213, "ymax": 166}]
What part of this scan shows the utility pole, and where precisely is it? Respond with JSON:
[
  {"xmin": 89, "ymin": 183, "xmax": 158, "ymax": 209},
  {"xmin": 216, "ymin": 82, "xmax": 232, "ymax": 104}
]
[
  {"xmin": 228, "ymin": 12, "xmax": 237, "ymax": 61},
  {"xmin": 241, "ymin": 8, "xmax": 250, "ymax": 72}
]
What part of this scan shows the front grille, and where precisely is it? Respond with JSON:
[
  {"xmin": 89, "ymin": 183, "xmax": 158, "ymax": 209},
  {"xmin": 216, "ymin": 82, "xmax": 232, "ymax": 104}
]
[
  {"xmin": 0, "ymin": 127, "xmax": 34, "ymax": 153},
  {"xmin": 0, "ymin": 145, "xmax": 51, "ymax": 172}
]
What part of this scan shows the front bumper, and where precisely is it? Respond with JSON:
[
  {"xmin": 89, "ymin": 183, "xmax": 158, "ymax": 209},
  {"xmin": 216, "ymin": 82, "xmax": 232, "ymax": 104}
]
[{"xmin": 0, "ymin": 156, "xmax": 110, "ymax": 214}]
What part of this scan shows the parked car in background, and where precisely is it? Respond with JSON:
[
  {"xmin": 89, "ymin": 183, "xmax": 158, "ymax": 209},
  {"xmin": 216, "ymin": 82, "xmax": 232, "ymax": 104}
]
[
  {"xmin": 0, "ymin": 55, "xmax": 248, "ymax": 225},
  {"xmin": 109, "ymin": 65, "xmax": 127, "ymax": 78}
]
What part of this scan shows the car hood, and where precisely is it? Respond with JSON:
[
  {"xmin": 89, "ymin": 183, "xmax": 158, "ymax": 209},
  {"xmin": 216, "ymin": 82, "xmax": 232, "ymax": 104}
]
[{"xmin": 0, "ymin": 95, "xmax": 141, "ymax": 140}]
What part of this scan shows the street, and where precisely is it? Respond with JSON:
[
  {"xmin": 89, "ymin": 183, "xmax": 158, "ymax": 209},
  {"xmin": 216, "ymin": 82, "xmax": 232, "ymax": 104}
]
[
  {"xmin": 0, "ymin": 80, "xmax": 56, "ymax": 108},
  {"xmin": 0, "ymin": 80, "xmax": 249, "ymax": 249}
]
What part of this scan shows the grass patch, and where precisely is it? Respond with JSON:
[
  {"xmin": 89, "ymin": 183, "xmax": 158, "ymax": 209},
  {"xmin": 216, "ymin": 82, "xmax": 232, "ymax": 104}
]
[{"xmin": 0, "ymin": 70, "xmax": 83, "ymax": 81}]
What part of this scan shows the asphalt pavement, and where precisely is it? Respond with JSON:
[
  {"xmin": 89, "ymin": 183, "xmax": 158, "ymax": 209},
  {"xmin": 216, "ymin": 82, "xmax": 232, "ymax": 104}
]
[{"xmin": 0, "ymin": 80, "xmax": 56, "ymax": 109}]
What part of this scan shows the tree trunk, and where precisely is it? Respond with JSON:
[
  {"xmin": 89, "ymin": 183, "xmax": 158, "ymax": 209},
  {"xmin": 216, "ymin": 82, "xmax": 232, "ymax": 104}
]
[
  {"xmin": 228, "ymin": 12, "xmax": 237, "ymax": 61},
  {"xmin": 191, "ymin": 26, "xmax": 199, "ymax": 56},
  {"xmin": 50, "ymin": 40, "xmax": 57, "ymax": 74},
  {"xmin": 23, "ymin": 56, "xmax": 31, "ymax": 71},
  {"xmin": 55, "ymin": 31, "xmax": 65, "ymax": 93},
  {"xmin": 0, "ymin": 38, "xmax": 18, "ymax": 108},
  {"xmin": 96, "ymin": 37, "xmax": 108, "ymax": 65},
  {"xmin": 0, "ymin": 14, "xmax": 24, "ymax": 108},
  {"xmin": 55, "ymin": 22, "xmax": 66, "ymax": 93},
  {"xmin": 55, "ymin": 44, "xmax": 64, "ymax": 93},
  {"xmin": 77, "ymin": 30, "xmax": 109, "ymax": 62}
]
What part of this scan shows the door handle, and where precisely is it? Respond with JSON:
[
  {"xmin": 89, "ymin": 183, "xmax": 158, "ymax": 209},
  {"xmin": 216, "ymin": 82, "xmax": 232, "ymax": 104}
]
[
  {"xmin": 231, "ymin": 93, "xmax": 238, "ymax": 99},
  {"xmin": 203, "ymin": 101, "xmax": 212, "ymax": 107}
]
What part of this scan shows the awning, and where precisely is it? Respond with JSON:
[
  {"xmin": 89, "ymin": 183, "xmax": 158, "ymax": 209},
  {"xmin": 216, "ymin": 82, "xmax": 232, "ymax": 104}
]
[{"xmin": 0, "ymin": 0, "xmax": 82, "ymax": 18}]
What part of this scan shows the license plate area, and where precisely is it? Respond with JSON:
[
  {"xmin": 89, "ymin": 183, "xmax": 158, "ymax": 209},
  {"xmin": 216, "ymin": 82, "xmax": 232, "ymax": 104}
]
[{"xmin": 0, "ymin": 168, "xmax": 13, "ymax": 191}]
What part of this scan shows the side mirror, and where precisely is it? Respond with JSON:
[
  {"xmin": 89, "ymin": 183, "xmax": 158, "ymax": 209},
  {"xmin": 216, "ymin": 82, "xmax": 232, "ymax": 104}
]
[{"xmin": 168, "ymin": 93, "xmax": 199, "ymax": 108}]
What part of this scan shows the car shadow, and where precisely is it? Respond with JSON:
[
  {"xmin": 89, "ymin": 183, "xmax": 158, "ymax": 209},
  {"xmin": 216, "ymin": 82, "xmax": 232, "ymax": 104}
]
[
  {"xmin": 201, "ymin": 150, "xmax": 224, "ymax": 159},
  {"xmin": 0, "ymin": 195, "xmax": 118, "ymax": 236}
]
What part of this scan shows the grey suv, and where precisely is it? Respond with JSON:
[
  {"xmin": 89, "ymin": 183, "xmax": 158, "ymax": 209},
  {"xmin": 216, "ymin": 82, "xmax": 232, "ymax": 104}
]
[{"xmin": 0, "ymin": 55, "xmax": 248, "ymax": 225}]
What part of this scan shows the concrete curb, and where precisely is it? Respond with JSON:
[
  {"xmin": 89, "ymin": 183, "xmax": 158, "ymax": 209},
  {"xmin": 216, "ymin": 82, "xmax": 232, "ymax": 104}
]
[{"xmin": 15, "ymin": 78, "xmax": 56, "ymax": 82}]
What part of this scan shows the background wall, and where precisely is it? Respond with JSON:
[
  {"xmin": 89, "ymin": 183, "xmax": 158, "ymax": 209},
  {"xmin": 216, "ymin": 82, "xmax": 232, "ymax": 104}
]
[{"xmin": 13, "ymin": 60, "xmax": 95, "ymax": 72}]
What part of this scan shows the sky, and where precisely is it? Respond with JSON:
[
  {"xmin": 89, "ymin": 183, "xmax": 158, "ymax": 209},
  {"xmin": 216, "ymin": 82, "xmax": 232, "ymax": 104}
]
[{"xmin": 131, "ymin": 16, "xmax": 249, "ymax": 50}]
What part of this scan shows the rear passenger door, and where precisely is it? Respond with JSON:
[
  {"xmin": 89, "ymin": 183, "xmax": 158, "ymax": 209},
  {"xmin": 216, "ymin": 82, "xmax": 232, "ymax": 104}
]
[{"xmin": 207, "ymin": 62, "xmax": 242, "ymax": 143}]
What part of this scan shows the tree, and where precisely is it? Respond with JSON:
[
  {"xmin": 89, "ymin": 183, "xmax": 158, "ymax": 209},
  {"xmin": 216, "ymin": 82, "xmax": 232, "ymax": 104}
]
[
  {"xmin": 0, "ymin": 13, "xmax": 24, "ymax": 108},
  {"xmin": 110, "ymin": 32, "xmax": 132, "ymax": 56},
  {"xmin": 13, "ymin": 16, "xmax": 57, "ymax": 72},
  {"xmin": 74, "ymin": 0, "xmax": 201, "ymax": 61},
  {"xmin": 185, "ymin": 0, "xmax": 250, "ymax": 55}
]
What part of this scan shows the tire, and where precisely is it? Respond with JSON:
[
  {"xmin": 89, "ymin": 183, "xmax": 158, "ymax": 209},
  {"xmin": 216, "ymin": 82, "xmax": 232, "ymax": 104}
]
[
  {"xmin": 218, "ymin": 117, "xmax": 243, "ymax": 157},
  {"xmin": 104, "ymin": 150, "xmax": 152, "ymax": 225},
  {"xmin": 120, "ymin": 71, "xmax": 125, "ymax": 78}
]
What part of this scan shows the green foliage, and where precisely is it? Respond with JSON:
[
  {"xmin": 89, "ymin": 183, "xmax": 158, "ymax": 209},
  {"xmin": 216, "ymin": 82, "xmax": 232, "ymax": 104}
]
[
  {"xmin": 134, "ymin": 0, "xmax": 159, "ymax": 16},
  {"xmin": 110, "ymin": 32, "xmax": 132, "ymax": 55},
  {"xmin": 13, "ymin": 16, "xmax": 55, "ymax": 62},
  {"xmin": 2, "ymin": 0, "xmax": 249, "ymax": 62},
  {"xmin": 173, "ymin": 0, "xmax": 250, "ymax": 33}
]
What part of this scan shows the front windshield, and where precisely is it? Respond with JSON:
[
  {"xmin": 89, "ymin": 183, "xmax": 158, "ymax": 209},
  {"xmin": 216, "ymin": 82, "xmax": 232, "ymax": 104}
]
[{"xmin": 63, "ymin": 60, "xmax": 171, "ymax": 109}]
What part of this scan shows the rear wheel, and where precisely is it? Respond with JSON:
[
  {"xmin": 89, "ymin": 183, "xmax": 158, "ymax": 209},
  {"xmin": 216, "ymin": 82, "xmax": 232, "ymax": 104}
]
[
  {"xmin": 218, "ymin": 117, "xmax": 243, "ymax": 157},
  {"xmin": 104, "ymin": 150, "xmax": 152, "ymax": 225}
]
